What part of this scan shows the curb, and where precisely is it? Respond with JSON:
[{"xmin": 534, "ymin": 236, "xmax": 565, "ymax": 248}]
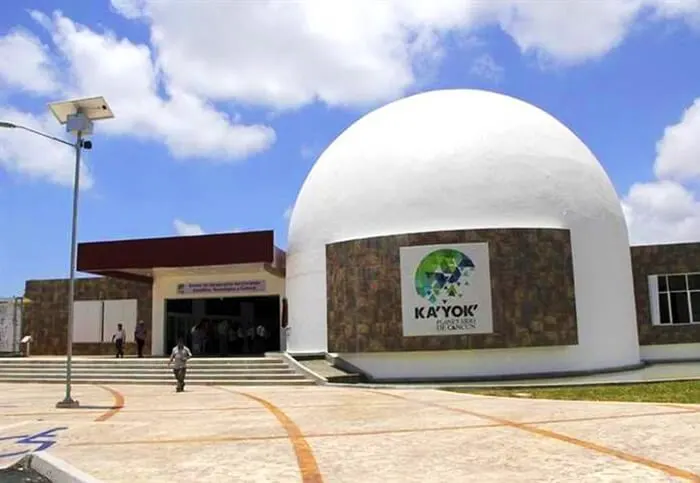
[
  {"xmin": 27, "ymin": 452, "xmax": 102, "ymax": 483},
  {"xmin": 325, "ymin": 375, "xmax": 700, "ymax": 390}
]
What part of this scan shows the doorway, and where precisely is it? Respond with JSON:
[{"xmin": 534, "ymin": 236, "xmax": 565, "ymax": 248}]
[{"xmin": 164, "ymin": 296, "xmax": 281, "ymax": 357}]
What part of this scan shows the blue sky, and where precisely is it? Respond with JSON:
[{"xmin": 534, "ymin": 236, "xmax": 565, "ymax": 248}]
[{"xmin": 1, "ymin": 0, "xmax": 699, "ymax": 296}]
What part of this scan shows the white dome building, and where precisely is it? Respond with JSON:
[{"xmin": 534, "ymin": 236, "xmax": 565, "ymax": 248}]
[{"xmin": 286, "ymin": 88, "xmax": 642, "ymax": 381}]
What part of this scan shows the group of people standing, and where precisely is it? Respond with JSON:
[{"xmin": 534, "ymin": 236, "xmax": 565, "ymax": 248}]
[
  {"xmin": 190, "ymin": 318, "xmax": 270, "ymax": 356},
  {"xmin": 111, "ymin": 320, "xmax": 148, "ymax": 358}
]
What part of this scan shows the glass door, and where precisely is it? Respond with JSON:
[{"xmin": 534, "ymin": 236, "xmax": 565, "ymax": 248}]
[{"xmin": 165, "ymin": 314, "xmax": 196, "ymax": 354}]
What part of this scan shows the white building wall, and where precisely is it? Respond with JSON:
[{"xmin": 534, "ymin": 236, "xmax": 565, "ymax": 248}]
[
  {"xmin": 285, "ymin": 248, "xmax": 327, "ymax": 354},
  {"xmin": 72, "ymin": 299, "xmax": 138, "ymax": 343},
  {"xmin": 640, "ymin": 343, "xmax": 700, "ymax": 362},
  {"xmin": 102, "ymin": 299, "xmax": 138, "ymax": 342},
  {"xmin": 150, "ymin": 267, "xmax": 285, "ymax": 355},
  {"xmin": 73, "ymin": 301, "xmax": 103, "ymax": 343},
  {"xmin": 340, "ymin": 347, "xmax": 574, "ymax": 380}
]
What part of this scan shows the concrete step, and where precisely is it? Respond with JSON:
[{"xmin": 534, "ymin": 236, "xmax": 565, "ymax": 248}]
[
  {"xmin": 0, "ymin": 363, "xmax": 289, "ymax": 370},
  {"xmin": 0, "ymin": 367, "xmax": 297, "ymax": 375},
  {"xmin": 0, "ymin": 364, "xmax": 288, "ymax": 371},
  {"xmin": 0, "ymin": 356, "xmax": 318, "ymax": 386},
  {"xmin": 0, "ymin": 357, "xmax": 285, "ymax": 366},
  {"xmin": 0, "ymin": 377, "xmax": 316, "ymax": 386},
  {"xmin": 0, "ymin": 372, "xmax": 309, "ymax": 381}
]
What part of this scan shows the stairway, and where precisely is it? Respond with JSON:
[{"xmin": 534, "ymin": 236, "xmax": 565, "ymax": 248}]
[{"xmin": 0, "ymin": 356, "xmax": 317, "ymax": 386}]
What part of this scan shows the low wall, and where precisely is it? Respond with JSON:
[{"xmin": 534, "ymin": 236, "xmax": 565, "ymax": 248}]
[{"xmin": 639, "ymin": 342, "xmax": 700, "ymax": 362}]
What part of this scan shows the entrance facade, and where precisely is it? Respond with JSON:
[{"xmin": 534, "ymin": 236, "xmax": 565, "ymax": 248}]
[
  {"xmin": 76, "ymin": 230, "xmax": 288, "ymax": 356},
  {"xmin": 164, "ymin": 296, "xmax": 281, "ymax": 356}
]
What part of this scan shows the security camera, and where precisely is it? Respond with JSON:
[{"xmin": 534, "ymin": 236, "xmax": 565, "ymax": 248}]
[{"xmin": 82, "ymin": 140, "xmax": 93, "ymax": 150}]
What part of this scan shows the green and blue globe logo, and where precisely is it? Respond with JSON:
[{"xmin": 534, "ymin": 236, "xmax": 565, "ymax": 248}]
[{"xmin": 414, "ymin": 249, "xmax": 475, "ymax": 305}]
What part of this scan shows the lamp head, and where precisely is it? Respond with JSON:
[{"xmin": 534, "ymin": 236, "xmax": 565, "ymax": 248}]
[{"xmin": 0, "ymin": 121, "xmax": 17, "ymax": 129}]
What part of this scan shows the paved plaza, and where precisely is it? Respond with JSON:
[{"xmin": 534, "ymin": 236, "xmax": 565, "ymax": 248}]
[{"xmin": 0, "ymin": 383, "xmax": 699, "ymax": 482}]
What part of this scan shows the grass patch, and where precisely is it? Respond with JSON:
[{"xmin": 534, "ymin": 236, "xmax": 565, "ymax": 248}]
[{"xmin": 445, "ymin": 380, "xmax": 700, "ymax": 404}]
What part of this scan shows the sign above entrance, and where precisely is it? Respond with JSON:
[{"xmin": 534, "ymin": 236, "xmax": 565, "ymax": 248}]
[
  {"xmin": 399, "ymin": 242, "xmax": 494, "ymax": 337},
  {"xmin": 176, "ymin": 280, "xmax": 266, "ymax": 295}
]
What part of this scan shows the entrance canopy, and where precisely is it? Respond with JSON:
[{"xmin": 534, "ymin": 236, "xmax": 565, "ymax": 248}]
[{"xmin": 77, "ymin": 230, "xmax": 286, "ymax": 283}]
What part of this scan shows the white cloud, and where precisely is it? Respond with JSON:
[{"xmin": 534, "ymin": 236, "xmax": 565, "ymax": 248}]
[
  {"xmin": 622, "ymin": 96, "xmax": 700, "ymax": 245},
  {"xmin": 497, "ymin": 1, "xmax": 642, "ymax": 65},
  {"xmin": 470, "ymin": 53, "xmax": 504, "ymax": 82},
  {"xmin": 0, "ymin": 29, "xmax": 59, "ymax": 95},
  {"xmin": 650, "ymin": 0, "xmax": 700, "ymax": 25},
  {"xmin": 654, "ymin": 98, "xmax": 700, "ymax": 180},
  {"xmin": 109, "ymin": 0, "xmax": 700, "ymax": 110},
  {"xmin": 110, "ymin": 0, "xmax": 147, "ymax": 19},
  {"xmin": 622, "ymin": 180, "xmax": 700, "ymax": 245},
  {"xmin": 500, "ymin": 1, "xmax": 700, "ymax": 65},
  {"xmin": 173, "ymin": 219, "xmax": 204, "ymax": 236},
  {"xmin": 283, "ymin": 205, "xmax": 293, "ymax": 220},
  {"xmin": 0, "ymin": 9, "xmax": 278, "ymax": 189},
  {"xmin": 129, "ymin": 0, "xmax": 442, "ymax": 109},
  {"xmin": 36, "ymin": 11, "xmax": 276, "ymax": 161},
  {"xmin": 0, "ymin": 107, "xmax": 93, "ymax": 188}
]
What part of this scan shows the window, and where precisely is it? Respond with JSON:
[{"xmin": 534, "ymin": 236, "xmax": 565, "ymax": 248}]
[{"xmin": 651, "ymin": 273, "xmax": 700, "ymax": 325}]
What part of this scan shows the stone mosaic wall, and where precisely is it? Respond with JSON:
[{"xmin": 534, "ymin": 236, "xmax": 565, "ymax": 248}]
[
  {"xmin": 326, "ymin": 228, "xmax": 578, "ymax": 353},
  {"xmin": 24, "ymin": 277, "xmax": 153, "ymax": 355},
  {"xmin": 631, "ymin": 242, "xmax": 700, "ymax": 345}
]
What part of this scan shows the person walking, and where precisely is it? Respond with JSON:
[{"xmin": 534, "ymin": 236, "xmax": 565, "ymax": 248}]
[
  {"xmin": 134, "ymin": 320, "xmax": 147, "ymax": 358},
  {"xmin": 111, "ymin": 323, "xmax": 126, "ymax": 358},
  {"xmin": 217, "ymin": 319, "xmax": 228, "ymax": 356},
  {"xmin": 255, "ymin": 324, "xmax": 268, "ymax": 354},
  {"xmin": 190, "ymin": 322, "xmax": 202, "ymax": 355},
  {"xmin": 168, "ymin": 337, "xmax": 192, "ymax": 392}
]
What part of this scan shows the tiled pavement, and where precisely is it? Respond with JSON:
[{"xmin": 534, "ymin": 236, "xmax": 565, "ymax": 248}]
[{"xmin": 0, "ymin": 383, "xmax": 698, "ymax": 482}]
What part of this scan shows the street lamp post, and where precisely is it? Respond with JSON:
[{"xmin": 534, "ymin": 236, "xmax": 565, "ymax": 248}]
[{"xmin": 1, "ymin": 97, "xmax": 114, "ymax": 409}]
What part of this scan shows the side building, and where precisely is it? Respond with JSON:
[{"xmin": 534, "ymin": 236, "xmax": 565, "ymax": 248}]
[{"xmin": 631, "ymin": 242, "xmax": 700, "ymax": 363}]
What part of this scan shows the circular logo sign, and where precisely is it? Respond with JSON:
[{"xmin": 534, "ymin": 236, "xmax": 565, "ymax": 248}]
[{"xmin": 414, "ymin": 249, "xmax": 475, "ymax": 304}]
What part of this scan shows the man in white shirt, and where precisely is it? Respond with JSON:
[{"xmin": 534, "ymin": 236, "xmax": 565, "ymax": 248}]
[
  {"xmin": 111, "ymin": 323, "xmax": 126, "ymax": 358},
  {"xmin": 168, "ymin": 337, "xmax": 192, "ymax": 392}
]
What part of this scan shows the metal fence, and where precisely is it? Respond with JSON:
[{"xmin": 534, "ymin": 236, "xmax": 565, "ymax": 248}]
[{"xmin": 0, "ymin": 297, "xmax": 24, "ymax": 354}]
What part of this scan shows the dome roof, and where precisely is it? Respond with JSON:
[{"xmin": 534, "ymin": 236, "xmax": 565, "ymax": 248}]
[{"xmin": 288, "ymin": 88, "xmax": 625, "ymax": 250}]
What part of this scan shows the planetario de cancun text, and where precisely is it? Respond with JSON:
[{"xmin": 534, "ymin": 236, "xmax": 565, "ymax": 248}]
[{"xmin": 17, "ymin": 89, "xmax": 700, "ymax": 382}]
